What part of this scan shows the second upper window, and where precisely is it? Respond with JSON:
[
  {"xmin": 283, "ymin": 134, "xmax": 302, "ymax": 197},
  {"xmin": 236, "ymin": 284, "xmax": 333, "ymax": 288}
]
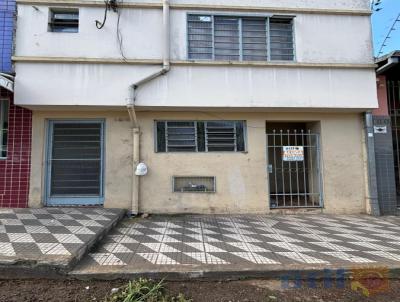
[{"xmin": 187, "ymin": 15, "xmax": 294, "ymax": 61}]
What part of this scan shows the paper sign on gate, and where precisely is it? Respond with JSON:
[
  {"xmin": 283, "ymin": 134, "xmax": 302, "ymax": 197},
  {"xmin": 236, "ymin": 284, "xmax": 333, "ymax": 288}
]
[{"xmin": 282, "ymin": 146, "xmax": 304, "ymax": 161}]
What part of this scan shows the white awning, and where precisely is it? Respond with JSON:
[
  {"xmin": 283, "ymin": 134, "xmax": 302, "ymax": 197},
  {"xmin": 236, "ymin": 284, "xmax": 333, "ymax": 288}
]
[{"xmin": 0, "ymin": 75, "xmax": 14, "ymax": 92}]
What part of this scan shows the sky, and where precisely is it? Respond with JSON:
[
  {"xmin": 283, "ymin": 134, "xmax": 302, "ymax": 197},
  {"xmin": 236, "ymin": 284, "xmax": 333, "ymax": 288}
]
[{"xmin": 372, "ymin": 0, "xmax": 400, "ymax": 57}]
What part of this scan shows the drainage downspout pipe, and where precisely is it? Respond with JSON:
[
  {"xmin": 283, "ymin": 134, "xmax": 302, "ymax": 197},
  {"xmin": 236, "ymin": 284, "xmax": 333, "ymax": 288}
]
[
  {"xmin": 365, "ymin": 111, "xmax": 381, "ymax": 216},
  {"xmin": 126, "ymin": 0, "xmax": 170, "ymax": 216}
]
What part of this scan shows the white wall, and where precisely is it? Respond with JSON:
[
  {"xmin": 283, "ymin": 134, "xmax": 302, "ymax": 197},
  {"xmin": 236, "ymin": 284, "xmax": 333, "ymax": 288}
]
[
  {"xmin": 15, "ymin": 63, "xmax": 377, "ymax": 109},
  {"xmin": 14, "ymin": 0, "xmax": 377, "ymax": 109},
  {"xmin": 15, "ymin": 5, "xmax": 373, "ymax": 64},
  {"xmin": 22, "ymin": 0, "xmax": 370, "ymax": 10}
]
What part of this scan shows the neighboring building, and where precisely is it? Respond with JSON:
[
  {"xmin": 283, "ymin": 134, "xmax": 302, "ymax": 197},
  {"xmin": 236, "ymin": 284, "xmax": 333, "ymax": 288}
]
[
  {"xmin": 0, "ymin": 0, "xmax": 32, "ymax": 208},
  {"xmin": 14, "ymin": 0, "xmax": 378, "ymax": 214},
  {"xmin": 374, "ymin": 51, "xmax": 400, "ymax": 215}
]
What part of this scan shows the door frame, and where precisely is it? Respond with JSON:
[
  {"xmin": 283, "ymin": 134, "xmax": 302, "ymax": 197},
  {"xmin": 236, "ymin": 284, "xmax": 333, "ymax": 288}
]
[{"xmin": 44, "ymin": 119, "xmax": 105, "ymax": 206}]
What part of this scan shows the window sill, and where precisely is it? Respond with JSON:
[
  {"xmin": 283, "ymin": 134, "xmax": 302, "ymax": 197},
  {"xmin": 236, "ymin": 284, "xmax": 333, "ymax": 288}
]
[
  {"xmin": 12, "ymin": 56, "xmax": 377, "ymax": 69},
  {"xmin": 156, "ymin": 151, "xmax": 248, "ymax": 154},
  {"xmin": 175, "ymin": 60, "xmax": 376, "ymax": 69}
]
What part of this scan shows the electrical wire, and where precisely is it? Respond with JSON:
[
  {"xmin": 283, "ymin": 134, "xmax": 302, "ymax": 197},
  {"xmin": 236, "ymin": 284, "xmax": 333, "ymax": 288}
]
[
  {"xmin": 116, "ymin": 0, "xmax": 127, "ymax": 61},
  {"xmin": 95, "ymin": 0, "xmax": 109, "ymax": 29},
  {"xmin": 95, "ymin": 0, "xmax": 127, "ymax": 60},
  {"xmin": 377, "ymin": 13, "xmax": 400, "ymax": 57},
  {"xmin": 371, "ymin": 0, "xmax": 383, "ymax": 11}
]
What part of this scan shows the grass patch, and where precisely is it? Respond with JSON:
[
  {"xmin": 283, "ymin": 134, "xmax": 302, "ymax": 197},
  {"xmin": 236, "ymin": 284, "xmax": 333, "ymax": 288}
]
[{"xmin": 105, "ymin": 278, "xmax": 191, "ymax": 302}]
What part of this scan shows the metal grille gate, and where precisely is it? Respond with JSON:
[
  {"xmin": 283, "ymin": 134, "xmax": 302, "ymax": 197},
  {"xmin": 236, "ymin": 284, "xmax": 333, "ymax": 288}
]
[
  {"xmin": 387, "ymin": 80, "xmax": 400, "ymax": 207},
  {"xmin": 266, "ymin": 129, "xmax": 323, "ymax": 208},
  {"xmin": 46, "ymin": 120, "xmax": 104, "ymax": 206}
]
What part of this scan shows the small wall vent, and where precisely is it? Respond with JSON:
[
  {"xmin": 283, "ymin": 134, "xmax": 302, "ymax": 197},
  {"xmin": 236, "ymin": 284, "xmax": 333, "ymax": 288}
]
[{"xmin": 173, "ymin": 176, "xmax": 216, "ymax": 193}]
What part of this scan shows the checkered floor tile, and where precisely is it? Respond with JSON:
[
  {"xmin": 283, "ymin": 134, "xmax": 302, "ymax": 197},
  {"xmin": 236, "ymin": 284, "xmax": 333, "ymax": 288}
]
[
  {"xmin": 0, "ymin": 207, "xmax": 124, "ymax": 266},
  {"xmin": 81, "ymin": 214, "xmax": 400, "ymax": 268}
]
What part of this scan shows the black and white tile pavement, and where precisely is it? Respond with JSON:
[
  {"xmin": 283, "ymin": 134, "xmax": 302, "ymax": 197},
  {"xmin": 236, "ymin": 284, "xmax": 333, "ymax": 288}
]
[
  {"xmin": 0, "ymin": 207, "xmax": 124, "ymax": 267},
  {"xmin": 80, "ymin": 215, "xmax": 400, "ymax": 268}
]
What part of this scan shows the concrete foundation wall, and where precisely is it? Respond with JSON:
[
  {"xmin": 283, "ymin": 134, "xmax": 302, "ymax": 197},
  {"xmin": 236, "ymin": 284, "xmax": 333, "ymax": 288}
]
[{"xmin": 29, "ymin": 110, "xmax": 367, "ymax": 214}]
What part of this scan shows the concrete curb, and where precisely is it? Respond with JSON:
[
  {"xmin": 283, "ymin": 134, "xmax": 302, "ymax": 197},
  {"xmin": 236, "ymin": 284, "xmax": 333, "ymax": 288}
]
[{"xmin": 68, "ymin": 264, "xmax": 400, "ymax": 281}]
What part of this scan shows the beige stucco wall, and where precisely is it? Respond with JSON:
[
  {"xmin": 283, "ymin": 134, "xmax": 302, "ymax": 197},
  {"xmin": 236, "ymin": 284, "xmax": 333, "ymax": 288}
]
[
  {"xmin": 28, "ymin": 110, "xmax": 367, "ymax": 214},
  {"xmin": 28, "ymin": 111, "xmax": 133, "ymax": 209}
]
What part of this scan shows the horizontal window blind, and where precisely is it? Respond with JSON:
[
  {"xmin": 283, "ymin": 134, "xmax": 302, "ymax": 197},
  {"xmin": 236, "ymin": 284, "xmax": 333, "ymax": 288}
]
[
  {"xmin": 188, "ymin": 15, "xmax": 294, "ymax": 62},
  {"xmin": 242, "ymin": 18, "xmax": 268, "ymax": 61},
  {"xmin": 214, "ymin": 16, "xmax": 240, "ymax": 61},
  {"xmin": 206, "ymin": 121, "xmax": 237, "ymax": 152},
  {"xmin": 270, "ymin": 18, "xmax": 294, "ymax": 61},
  {"xmin": 50, "ymin": 122, "xmax": 102, "ymax": 196},
  {"xmin": 187, "ymin": 15, "xmax": 213, "ymax": 60},
  {"xmin": 49, "ymin": 9, "xmax": 79, "ymax": 33},
  {"xmin": 166, "ymin": 121, "xmax": 197, "ymax": 152}
]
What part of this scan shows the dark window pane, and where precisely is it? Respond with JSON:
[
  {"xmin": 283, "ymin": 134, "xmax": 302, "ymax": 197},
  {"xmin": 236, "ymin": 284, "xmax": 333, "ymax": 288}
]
[
  {"xmin": 0, "ymin": 100, "xmax": 9, "ymax": 158},
  {"xmin": 156, "ymin": 121, "xmax": 166, "ymax": 152},
  {"xmin": 236, "ymin": 122, "xmax": 245, "ymax": 152},
  {"xmin": 49, "ymin": 9, "xmax": 79, "ymax": 33},
  {"xmin": 197, "ymin": 122, "xmax": 205, "ymax": 152}
]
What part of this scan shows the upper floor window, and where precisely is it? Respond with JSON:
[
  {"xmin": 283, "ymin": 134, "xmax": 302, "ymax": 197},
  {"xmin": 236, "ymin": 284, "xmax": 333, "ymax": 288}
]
[
  {"xmin": 187, "ymin": 14, "xmax": 294, "ymax": 61},
  {"xmin": 0, "ymin": 100, "xmax": 9, "ymax": 159},
  {"xmin": 156, "ymin": 120, "xmax": 246, "ymax": 152},
  {"xmin": 48, "ymin": 9, "xmax": 79, "ymax": 33}
]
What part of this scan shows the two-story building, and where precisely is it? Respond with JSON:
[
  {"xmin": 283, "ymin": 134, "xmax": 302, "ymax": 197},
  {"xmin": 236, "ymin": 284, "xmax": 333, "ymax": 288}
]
[
  {"xmin": 14, "ymin": 0, "xmax": 378, "ymax": 214},
  {"xmin": 0, "ymin": 0, "xmax": 32, "ymax": 208}
]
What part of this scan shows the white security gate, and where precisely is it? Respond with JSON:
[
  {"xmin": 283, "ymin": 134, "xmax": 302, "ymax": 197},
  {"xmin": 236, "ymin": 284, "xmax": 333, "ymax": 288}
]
[{"xmin": 266, "ymin": 129, "xmax": 323, "ymax": 208}]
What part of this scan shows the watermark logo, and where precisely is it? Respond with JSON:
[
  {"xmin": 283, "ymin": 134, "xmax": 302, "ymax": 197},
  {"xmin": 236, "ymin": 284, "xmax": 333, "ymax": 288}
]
[
  {"xmin": 350, "ymin": 267, "xmax": 389, "ymax": 297},
  {"xmin": 281, "ymin": 267, "xmax": 389, "ymax": 297}
]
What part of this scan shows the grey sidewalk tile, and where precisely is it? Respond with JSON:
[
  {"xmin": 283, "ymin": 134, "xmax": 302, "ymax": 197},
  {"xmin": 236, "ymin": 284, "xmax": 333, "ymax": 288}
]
[
  {"xmin": 0, "ymin": 214, "xmax": 18, "ymax": 219},
  {"xmin": 12, "ymin": 242, "xmax": 42, "ymax": 256},
  {"xmin": 45, "ymin": 226, "xmax": 71, "ymax": 234},
  {"xmin": 5, "ymin": 225, "xmax": 26, "ymax": 233},
  {"xmin": 0, "ymin": 233, "xmax": 10, "ymax": 242},
  {"xmin": 30, "ymin": 233, "xmax": 58, "ymax": 243}
]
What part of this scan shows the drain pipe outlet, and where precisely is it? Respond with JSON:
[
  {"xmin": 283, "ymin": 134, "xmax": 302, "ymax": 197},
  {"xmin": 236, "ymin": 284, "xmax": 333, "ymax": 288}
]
[{"xmin": 127, "ymin": 0, "xmax": 170, "ymax": 216}]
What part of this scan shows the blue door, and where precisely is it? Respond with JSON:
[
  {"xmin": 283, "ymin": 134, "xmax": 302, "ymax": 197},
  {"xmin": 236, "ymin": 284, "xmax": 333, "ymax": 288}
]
[{"xmin": 46, "ymin": 120, "xmax": 105, "ymax": 206}]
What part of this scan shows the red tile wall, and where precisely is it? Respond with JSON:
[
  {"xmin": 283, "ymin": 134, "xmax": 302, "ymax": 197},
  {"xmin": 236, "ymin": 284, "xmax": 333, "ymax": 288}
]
[{"xmin": 0, "ymin": 89, "xmax": 32, "ymax": 207}]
